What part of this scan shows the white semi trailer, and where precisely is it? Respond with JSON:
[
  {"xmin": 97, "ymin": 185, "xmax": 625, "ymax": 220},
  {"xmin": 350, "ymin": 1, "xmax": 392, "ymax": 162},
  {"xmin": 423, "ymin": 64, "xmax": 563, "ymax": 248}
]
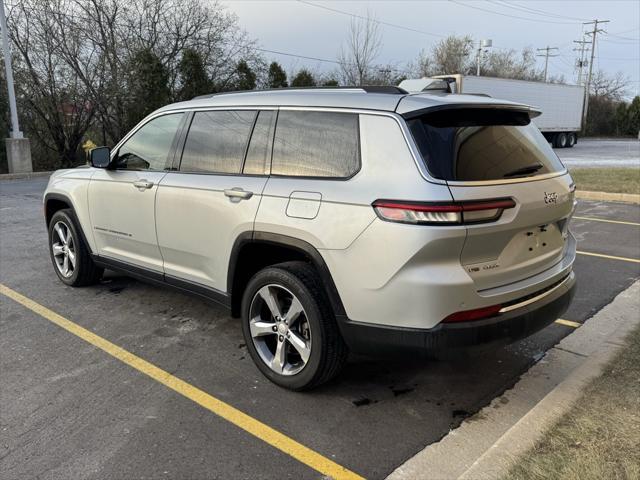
[{"xmin": 399, "ymin": 75, "xmax": 585, "ymax": 148}]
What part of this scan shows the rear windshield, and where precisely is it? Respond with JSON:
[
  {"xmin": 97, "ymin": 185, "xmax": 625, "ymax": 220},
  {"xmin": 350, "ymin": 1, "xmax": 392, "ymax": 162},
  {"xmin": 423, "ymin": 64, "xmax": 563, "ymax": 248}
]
[{"xmin": 407, "ymin": 108, "xmax": 565, "ymax": 181}]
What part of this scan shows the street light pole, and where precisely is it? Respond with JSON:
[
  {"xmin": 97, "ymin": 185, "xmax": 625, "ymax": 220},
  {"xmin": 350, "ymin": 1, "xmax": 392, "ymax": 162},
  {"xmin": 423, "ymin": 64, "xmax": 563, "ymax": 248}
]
[
  {"xmin": 0, "ymin": 0, "xmax": 21, "ymax": 139},
  {"xmin": 1, "ymin": 0, "xmax": 32, "ymax": 173}
]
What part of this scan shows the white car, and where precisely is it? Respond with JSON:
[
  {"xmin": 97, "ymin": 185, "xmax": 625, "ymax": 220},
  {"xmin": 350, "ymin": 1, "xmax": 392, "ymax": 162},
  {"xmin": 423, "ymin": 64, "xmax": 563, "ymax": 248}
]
[{"xmin": 44, "ymin": 86, "xmax": 577, "ymax": 390}]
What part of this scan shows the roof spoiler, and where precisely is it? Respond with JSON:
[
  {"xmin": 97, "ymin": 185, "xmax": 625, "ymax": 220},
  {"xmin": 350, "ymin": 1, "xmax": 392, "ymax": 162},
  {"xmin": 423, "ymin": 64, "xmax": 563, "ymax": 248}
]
[{"xmin": 401, "ymin": 103, "xmax": 542, "ymax": 120}]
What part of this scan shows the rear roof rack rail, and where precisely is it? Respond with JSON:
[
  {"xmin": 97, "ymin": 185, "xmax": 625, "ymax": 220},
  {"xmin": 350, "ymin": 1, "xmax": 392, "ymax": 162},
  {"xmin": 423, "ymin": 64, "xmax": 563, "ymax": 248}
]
[{"xmin": 192, "ymin": 85, "xmax": 408, "ymax": 100}]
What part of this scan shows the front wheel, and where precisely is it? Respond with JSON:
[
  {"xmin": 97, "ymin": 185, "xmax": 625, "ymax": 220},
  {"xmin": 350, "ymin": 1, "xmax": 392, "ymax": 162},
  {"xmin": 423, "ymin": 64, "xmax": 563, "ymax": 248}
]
[
  {"xmin": 241, "ymin": 261, "xmax": 348, "ymax": 390},
  {"xmin": 48, "ymin": 209, "xmax": 103, "ymax": 286}
]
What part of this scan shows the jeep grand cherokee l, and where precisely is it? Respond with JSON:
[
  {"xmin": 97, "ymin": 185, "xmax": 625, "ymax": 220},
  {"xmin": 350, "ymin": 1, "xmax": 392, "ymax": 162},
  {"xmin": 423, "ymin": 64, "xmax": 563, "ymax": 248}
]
[{"xmin": 44, "ymin": 86, "xmax": 576, "ymax": 390}]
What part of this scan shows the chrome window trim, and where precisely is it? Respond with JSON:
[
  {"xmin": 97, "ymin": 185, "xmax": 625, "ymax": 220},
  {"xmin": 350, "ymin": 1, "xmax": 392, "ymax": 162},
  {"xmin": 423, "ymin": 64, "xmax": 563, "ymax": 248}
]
[
  {"xmin": 114, "ymin": 105, "xmax": 442, "ymax": 184},
  {"xmin": 110, "ymin": 104, "xmax": 568, "ymax": 187}
]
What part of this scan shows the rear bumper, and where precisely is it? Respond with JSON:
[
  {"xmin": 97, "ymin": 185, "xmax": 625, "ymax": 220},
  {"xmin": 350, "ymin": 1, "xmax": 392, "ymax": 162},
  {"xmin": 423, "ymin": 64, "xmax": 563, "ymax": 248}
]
[{"xmin": 337, "ymin": 271, "xmax": 576, "ymax": 355}]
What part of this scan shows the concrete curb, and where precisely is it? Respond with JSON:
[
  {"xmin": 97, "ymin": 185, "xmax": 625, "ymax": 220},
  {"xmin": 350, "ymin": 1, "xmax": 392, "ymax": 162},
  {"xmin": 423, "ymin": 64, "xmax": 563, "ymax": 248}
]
[
  {"xmin": 387, "ymin": 281, "xmax": 640, "ymax": 480},
  {"xmin": 576, "ymin": 190, "xmax": 640, "ymax": 204},
  {"xmin": 0, "ymin": 171, "xmax": 52, "ymax": 181}
]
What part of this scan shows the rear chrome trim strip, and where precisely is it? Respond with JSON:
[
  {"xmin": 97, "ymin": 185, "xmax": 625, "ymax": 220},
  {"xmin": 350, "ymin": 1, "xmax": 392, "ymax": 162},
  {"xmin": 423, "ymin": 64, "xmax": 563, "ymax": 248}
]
[
  {"xmin": 498, "ymin": 273, "xmax": 571, "ymax": 313},
  {"xmin": 446, "ymin": 170, "xmax": 568, "ymax": 187}
]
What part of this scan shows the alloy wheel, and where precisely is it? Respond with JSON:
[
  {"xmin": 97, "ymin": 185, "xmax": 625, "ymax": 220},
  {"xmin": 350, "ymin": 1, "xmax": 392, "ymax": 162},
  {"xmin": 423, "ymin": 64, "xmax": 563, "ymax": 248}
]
[
  {"xmin": 249, "ymin": 284, "xmax": 312, "ymax": 376},
  {"xmin": 51, "ymin": 221, "xmax": 76, "ymax": 278}
]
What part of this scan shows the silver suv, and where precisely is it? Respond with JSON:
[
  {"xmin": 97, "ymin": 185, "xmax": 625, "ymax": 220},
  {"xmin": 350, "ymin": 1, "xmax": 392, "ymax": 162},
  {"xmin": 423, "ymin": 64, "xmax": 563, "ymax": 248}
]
[{"xmin": 44, "ymin": 86, "xmax": 577, "ymax": 390}]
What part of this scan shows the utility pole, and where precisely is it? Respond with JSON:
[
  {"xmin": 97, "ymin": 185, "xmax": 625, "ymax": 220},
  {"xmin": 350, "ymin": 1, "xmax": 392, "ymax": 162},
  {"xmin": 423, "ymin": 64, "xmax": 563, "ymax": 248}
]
[
  {"xmin": 0, "ymin": 0, "xmax": 32, "ymax": 173},
  {"xmin": 582, "ymin": 19, "xmax": 609, "ymax": 128},
  {"xmin": 573, "ymin": 39, "xmax": 590, "ymax": 86},
  {"xmin": 536, "ymin": 46, "xmax": 559, "ymax": 82}
]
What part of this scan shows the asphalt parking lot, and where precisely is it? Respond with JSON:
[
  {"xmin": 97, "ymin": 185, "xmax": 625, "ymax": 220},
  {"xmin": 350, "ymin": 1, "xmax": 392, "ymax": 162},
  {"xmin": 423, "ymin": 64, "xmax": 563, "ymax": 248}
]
[{"xmin": 1, "ymin": 177, "xmax": 639, "ymax": 480}]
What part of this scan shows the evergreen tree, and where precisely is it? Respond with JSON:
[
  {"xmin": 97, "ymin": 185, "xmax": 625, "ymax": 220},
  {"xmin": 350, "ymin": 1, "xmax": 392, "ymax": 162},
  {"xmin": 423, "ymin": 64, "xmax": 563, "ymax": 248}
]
[
  {"xmin": 322, "ymin": 79, "xmax": 339, "ymax": 87},
  {"xmin": 291, "ymin": 69, "xmax": 316, "ymax": 87},
  {"xmin": 126, "ymin": 48, "xmax": 170, "ymax": 129},
  {"xmin": 177, "ymin": 48, "xmax": 211, "ymax": 101},
  {"xmin": 627, "ymin": 96, "xmax": 640, "ymax": 137},
  {"xmin": 236, "ymin": 60, "xmax": 257, "ymax": 90},
  {"xmin": 267, "ymin": 62, "xmax": 288, "ymax": 88}
]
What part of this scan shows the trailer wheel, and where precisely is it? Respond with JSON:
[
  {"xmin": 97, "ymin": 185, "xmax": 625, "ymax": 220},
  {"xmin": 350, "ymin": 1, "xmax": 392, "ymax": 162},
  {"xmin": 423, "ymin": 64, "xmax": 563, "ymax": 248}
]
[
  {"xmin": 554, "ymin": 133, "xmax": 568, "ymax": 148},
  {"xmin": 567, "ymin": 133, "xmax": 576, "ymax": 148}
]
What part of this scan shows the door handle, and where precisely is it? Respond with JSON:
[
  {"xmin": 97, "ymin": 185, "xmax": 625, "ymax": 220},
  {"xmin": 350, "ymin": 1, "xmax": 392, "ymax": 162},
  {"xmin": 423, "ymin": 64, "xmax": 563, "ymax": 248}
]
[
  {"xmin": 133, "ymin": 180, "xmax": 154, "ymax": 190},
  {"xmin": 224, "ymin": 188, "xmax": 253, "ymax": 200}
]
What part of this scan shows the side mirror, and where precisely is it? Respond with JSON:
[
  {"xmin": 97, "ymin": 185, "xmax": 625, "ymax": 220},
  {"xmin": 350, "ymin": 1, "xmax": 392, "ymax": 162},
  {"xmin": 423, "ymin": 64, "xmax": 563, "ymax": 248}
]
[{"xmin": 89, "ymin": 146, "xmax": 111, "ymax": 168}]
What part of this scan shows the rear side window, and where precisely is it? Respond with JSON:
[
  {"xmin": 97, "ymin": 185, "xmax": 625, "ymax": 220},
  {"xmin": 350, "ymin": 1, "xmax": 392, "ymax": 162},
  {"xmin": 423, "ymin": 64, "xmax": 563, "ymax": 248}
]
[
  {"xmin": 271, "ymin": 111, "xmax": 360, "ymax": 178},
  {"xmin": 407, "ymin": 108, "xmax": 565, "ymax": 181},
  {"xmin": 180, "ymin": 110, "xmax": 257, "ymax": 174}
]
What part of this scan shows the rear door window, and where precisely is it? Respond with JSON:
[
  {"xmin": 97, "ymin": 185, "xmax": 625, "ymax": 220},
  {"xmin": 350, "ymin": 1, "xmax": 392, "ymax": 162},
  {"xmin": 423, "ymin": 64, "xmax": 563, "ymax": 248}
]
[
  {"xmin": 271, "ymin": 110, "xmax": 360, "ymax": 178},
  {"xmin": 180, "ymin": 110, "xmax": 257, "ymax": 174},
  {"xmin": 407, "ymin": 108, "xmax": 565, "ymax": 181}
]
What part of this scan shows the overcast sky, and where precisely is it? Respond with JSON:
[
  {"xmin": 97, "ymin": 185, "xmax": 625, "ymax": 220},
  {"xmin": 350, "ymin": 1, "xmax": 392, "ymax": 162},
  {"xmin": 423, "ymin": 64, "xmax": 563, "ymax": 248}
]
[{"xmin": 222, "ymin": 0, "xmax": 640, "ymax": 96}]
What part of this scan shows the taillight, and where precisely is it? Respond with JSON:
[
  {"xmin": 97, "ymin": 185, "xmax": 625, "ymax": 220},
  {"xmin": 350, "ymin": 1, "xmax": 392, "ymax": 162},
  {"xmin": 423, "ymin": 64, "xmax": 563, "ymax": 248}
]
[
  {"xmin": 442, "ymin": 304, "xmax": 502, "ymax": 323},
  {"xmin": 372, "ymin": 199, "xmax": 515, "ymax": 225}
]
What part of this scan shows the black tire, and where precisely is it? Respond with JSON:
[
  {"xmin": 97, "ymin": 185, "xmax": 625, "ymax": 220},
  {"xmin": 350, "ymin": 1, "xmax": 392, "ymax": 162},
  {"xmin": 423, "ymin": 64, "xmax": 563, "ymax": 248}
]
[
  {"xmin": 241, "ymin": 261, "xmax": 348, "ymax": 391},
  {"xmin": 554, "ymin": 132, "xmax": 568, "ymax": 148},
  {"xmin": 48, "ymin": 209, "xmax": 103, "ymax": 286},
  {"xmin": 567, "ymin": 133, "xmax": 576, "ymax": 148}
]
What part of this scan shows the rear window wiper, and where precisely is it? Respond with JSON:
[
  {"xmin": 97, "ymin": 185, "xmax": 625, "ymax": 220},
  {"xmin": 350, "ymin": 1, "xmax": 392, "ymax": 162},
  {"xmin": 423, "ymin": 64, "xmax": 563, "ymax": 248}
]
[{"xmin": 503, "ymin": 162, "xmax": 543, "ymax": 178}]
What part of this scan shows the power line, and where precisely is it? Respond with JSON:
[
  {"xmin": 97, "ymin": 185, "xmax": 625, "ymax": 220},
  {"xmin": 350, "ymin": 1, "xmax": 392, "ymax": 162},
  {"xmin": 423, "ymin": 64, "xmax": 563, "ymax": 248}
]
[
  {"xmin": 547, "ymin": 58, "xmax": 574, "ymax": 77},
  {"xmin": 606, "ymin": 33, "xmax": 639, "ymax": 41},
  {"xmin": 609, "ymin": 27, "xmax": 639, "ymax": 36},
  {"xmin": 560, "ymin": 54, "xmax": 638, "ymax": 61},
  {"xmin": 254, "ymin": 47, "xmax": 343, "ymax": 66},
  {"xmin": 448, "ymin": 0, "xmax": 580, "ymax": 25},
  {"xmin": 297, "ymin": 0, "xmax": 445, "ymax": 38},
  {"xmin": 487, "ymin": 0, "xmax": 588, "ymax": 22},
  {"xmin": 7, "ymin": 3, "xmax": 414, "ymax": 75},
  {"xmin": 5, "ymin": 3, "xmax": 346, "ymax": 68}
]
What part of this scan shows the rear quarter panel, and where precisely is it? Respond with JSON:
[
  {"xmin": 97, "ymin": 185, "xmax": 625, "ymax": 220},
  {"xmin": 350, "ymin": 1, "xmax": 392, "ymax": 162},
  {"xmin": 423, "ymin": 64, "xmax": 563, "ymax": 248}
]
[{"xmin": 254, "ymin": 113, "xmax": 454, "ymax": 250}]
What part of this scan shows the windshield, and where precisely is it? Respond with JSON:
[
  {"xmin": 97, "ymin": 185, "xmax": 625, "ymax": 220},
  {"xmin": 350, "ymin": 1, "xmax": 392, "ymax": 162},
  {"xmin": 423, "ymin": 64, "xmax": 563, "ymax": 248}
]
[{"xmin": 407, "ymin": 108, "xmax": 565, "ymax": 181}]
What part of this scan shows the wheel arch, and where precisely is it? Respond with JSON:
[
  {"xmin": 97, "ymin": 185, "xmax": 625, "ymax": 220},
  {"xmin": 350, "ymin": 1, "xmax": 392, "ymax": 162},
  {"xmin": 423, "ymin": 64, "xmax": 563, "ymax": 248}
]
[
  {"xmin": 44, "ymin": 193, "xmax": 94, "ymax": 255},
  {"xmin": 227, "ymin": 232, "xmax": 347, "ymax": 318}
]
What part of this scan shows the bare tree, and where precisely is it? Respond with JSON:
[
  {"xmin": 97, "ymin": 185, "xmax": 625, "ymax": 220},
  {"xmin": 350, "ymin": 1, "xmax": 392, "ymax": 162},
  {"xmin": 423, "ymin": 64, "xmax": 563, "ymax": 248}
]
[
  {"xmin": 590, "ymin": 70, "xmax": 629, "ymax": 100},
  {"xmin": 8, "ymin": 0, "xmax": 97, "ymax": 167},
  {"xmin": 409, "ymin": 35, "xmax": 475, "ymax": 77},
  {"xmin": 59, "ymin": 0, "xmax": 259, "ymax": 139},
  {"xmin": 409, "ymin": 37, "xmax": 550, "ymax": 82},
  {"xmin": 481, "ymin": 47, "xmax": 543, "ymax": 81},
  {"xmin": 338, "ymin": 13, "xmax": 382, "ymax": 86}
]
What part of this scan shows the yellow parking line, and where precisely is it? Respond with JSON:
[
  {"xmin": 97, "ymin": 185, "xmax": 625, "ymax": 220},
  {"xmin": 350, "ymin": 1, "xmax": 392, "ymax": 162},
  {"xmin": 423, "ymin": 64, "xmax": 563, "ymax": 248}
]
[
  {"xmin": 0, "ymin": 284, "xmax": 363, "ymax": 480},
  {"xmin": 573, "ymin": 216, "xmax": 640, "ymax": 227},
  {"xmin": 577, "ymin": 250, "xmax": 640, "ymax": 264},
  {"xmin": 555, "ymin": 318, "xmax": 581, "ymax": 328}
]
